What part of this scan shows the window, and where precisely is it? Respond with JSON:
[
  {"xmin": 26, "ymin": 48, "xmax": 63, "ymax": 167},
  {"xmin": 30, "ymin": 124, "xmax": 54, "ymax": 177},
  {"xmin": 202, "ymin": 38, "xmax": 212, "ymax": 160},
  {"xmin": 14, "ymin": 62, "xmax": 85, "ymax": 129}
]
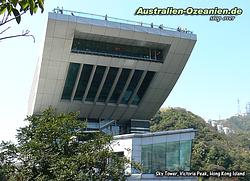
[
  {"xmin": 74, "ymin": 64, "xmax": 93, "ymax": 100},
  {"xmin": 152, "ymin": 143, "xmax": 166, "ymax": 172},
  {"xmin": 141, "ymin": 144, "xmax": 152, "ymax": 174},
  {"xmin": 141, "ymin": 140, "xmax": 192, "ymax": 174},
  {"xmin": 180, "ymin": 140, "xmax": 192, "ymax": 170},
  {"xmin": 156, "ymin": 49, "xmax": 163, "ymax": 60},
  {"xmin": 121, "ymin": 70, "xmax": 143, "ymax": 104},
  {"xmin": 109, "ymin": 69, "xmax": 131, "ymax": 103},
  {"xmin": 71, "ymin": 38, "xmax": 166, "ymax": 62},
  {"xmin": 166, "ymin": 141, "xmax": 180, "ymax": 171},
  {"xmin": 61, "ymin": 63, "xmax": 80, "ymax": 100},
  {"xmin": 98, "ymin": 67, "xmax": 119, "ymax": 102},
  {"xmin": 115, "ymin": 151, "xmax": 124, "ymax": 157},
  {"xmin": 62, "ymin": 63, "xmax": 155, "ymax": 104},
  {"xmin": 132, "ymin": 71, "xmax": 155, "ymax": 105},
  {"xmin": 86, "ymin": 66, "xmax": 106, "ymax": 102}
]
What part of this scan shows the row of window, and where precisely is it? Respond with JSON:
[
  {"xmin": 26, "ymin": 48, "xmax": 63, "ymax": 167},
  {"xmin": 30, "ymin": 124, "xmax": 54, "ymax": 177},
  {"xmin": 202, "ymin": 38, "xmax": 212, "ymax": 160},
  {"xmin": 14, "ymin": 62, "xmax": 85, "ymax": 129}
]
[
  {"xmin": 71, "ymin": 38, "xmax": 165, "ymax": 62},
  {"xmin": 61, "ymin": 63, "xmax": 155, "ymax": 105},
  {"xmin": 141, "ymin": 140, "xmax": 192, "ymax": 174}
]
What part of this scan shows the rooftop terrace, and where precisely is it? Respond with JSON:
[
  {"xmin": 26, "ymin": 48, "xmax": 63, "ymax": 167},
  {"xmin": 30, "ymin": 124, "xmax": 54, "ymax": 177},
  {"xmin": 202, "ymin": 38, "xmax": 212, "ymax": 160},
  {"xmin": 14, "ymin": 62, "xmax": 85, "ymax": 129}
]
[{"xmin": 52, "ymin": 7, "xmax": 194, "ymax": 35}]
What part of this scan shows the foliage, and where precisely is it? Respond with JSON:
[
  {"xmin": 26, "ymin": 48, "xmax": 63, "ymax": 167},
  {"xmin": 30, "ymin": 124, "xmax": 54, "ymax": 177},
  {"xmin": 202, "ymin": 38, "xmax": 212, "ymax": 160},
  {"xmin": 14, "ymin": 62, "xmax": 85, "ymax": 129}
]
[
  {"xmin": 219, "ymin": 115, "xmax": 250, "ymax": 133},
  {"xmin": 0, "ymin": 108, "xmax": 131, "ymax": 181},
  {"xmin": 0, "ymin": 0, "xmax": 44, "ymax": 24},
  {"xmin": 150, "ymin": 108, "xmax": 250, "ymax": 181},
  {"xmin": 0, "ymin": 0, "xmax": 44, "ymax": 41},
  {"xmin": 216, "ymin": 115, "xmax": 250, "ymax": 151}
]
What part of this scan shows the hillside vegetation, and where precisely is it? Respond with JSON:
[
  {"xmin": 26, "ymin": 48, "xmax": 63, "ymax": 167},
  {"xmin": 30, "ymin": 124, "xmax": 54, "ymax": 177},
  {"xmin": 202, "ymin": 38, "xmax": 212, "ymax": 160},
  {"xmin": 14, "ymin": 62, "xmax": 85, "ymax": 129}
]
[
  {"xmin": 150, "ymin": 108, "xmax": 250, "ymax": 181},
  {"xmin": 217, "ymin": 115, "xmax": 250, "ymax": 150},
  {"xmin": 220, "ymin": 115, "xmax": 250, "ymax": 132}
]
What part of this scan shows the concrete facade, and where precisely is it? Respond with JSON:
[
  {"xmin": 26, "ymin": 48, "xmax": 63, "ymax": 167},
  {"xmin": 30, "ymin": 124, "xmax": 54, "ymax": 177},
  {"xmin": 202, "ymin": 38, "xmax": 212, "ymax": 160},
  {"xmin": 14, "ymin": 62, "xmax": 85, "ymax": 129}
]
[
  {"xmin": 28, "ymin": 11, "xmax": 196, "ymax": 134},
  {"xmin": 27, "ymin": 10, "xmax": 198, "ymax": 180}
]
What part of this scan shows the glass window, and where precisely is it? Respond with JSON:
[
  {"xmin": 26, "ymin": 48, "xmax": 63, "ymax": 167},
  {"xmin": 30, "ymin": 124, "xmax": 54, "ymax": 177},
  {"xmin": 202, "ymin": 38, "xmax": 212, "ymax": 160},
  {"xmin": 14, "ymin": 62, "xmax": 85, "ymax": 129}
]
[
  {"xmin": 109, "ymin": 69, "xmax": 131, "ymax": 103},
  {"xmin": 150, "ymin": 49, "xmax": 156, "ymax": 60},
  {"xmin": 74, "ymin": 64, "xmax": 93, "ymax": 100},
  {"xmin": 86, "ymin": 66, "xmax": 106, "ymax": 102},
  {"xmin": 152, "ymin": 143, "xmax": 166, "ymax": 172},
  {"xmin": 166, "ymin": 141, "xmax": 180, "ymax": 171},
  {"xmin": 97, "ymin": 67, "xmax": 119, "ymax": 102},
  {"xmin": 61, "ymin": 63, "xmax": 80, "ymax": 100},
  {"xmin": 132, "ymin": 71, "xmax": 155, "ymax": 105},
  {"xmin": 71, "ymin": 38, "xmax": 165, "ymax": 62},
  {"xmin": 121, "ymin": 70, "xmax": 143, "ymax": 104},
  {"xmin": 141, "ymin": 140, "xmax": 192, "ymax": 174},
  {"xmin": 156, "ymin": 49, "xmax": 163, "ymax": 61},
  {"xmin": 180, "ymin": 140, "xmax": 192, "ymax": 171},
  {"xmin": 141, "ymin": 144, "xmax": 152, "ymax": 174}
]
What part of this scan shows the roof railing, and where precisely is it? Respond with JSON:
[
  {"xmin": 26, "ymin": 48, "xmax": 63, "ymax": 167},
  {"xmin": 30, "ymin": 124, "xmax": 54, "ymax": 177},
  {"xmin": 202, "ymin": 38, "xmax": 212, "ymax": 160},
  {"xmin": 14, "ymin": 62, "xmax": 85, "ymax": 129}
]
[{"xmin": 52, "ymin": 7, "xmax": 193, "ymax": 34}]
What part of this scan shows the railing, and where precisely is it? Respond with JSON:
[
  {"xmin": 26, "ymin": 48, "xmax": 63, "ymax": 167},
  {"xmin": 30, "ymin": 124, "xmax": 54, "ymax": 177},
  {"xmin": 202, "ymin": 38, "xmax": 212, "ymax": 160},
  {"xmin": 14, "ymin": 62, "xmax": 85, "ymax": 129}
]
[
  {"xmin": 52, "ymin": 7, "xmax": 193, "ymax": 34},
  {"xmin": 71, "ymin": 49, "xmax": 164, "ymax": 63}
]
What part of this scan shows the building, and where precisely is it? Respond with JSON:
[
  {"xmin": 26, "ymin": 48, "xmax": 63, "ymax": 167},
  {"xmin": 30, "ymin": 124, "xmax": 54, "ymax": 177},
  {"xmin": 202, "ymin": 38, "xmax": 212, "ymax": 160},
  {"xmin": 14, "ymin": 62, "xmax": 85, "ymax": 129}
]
[
  {"xmin": 28, "ymin": 8, "xmax": 197, "ymax": 180},
  {"xmin": 112, "ymin": 129, "xmax": 196, "ymax": 181},
  {"xmin": 211, "ymin": 120, "xmax": 218, "ymax": 127},
  {"xmin": 207, "ymin": 121, "xmax": 233, "ymax": 135},
  {"xmin": 222, "ymin": 127, "xmax": 231, "ymax": 135},
  {"xmin": 217, "ymin": 124, "xmax": 223, "ymax": 133}
]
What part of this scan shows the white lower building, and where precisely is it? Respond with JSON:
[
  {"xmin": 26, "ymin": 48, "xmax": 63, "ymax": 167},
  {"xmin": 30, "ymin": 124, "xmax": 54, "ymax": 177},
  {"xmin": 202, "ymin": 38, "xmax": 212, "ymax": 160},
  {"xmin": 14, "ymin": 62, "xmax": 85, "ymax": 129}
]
[{"xmin": 112, "ymin": 129, "xmax": 197, "ymax": 181}]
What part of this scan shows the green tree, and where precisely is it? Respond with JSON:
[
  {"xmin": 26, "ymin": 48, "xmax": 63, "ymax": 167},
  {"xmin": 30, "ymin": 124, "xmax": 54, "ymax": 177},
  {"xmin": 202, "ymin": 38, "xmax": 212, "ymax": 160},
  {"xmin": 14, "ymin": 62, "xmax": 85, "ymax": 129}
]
[
  {"xmin": 150, "ymin": 108, "xmax": 250, "ymax": 181},
  {"xmin": 0, "ymin": 108, "xmax": 132, "ymax": 180},
  {"xmin": 0, "ymin": 0, "xmax": 44, "ymax": 41}
]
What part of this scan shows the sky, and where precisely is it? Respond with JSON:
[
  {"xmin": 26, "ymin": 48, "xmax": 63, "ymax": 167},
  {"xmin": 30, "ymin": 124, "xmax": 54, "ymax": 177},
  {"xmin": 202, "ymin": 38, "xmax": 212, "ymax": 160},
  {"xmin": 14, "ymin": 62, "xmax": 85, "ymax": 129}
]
[{"xmin": 0, "ymin": 0, "xmax": 249, "ymax": 142}]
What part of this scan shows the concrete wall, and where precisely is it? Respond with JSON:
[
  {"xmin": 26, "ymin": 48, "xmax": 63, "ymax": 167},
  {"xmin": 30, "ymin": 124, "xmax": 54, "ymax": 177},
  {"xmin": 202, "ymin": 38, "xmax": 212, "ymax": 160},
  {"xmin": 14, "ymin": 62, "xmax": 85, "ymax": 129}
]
[{"xmin": 28, "ymin": 12, "xmax": 196, "ymax": 124}]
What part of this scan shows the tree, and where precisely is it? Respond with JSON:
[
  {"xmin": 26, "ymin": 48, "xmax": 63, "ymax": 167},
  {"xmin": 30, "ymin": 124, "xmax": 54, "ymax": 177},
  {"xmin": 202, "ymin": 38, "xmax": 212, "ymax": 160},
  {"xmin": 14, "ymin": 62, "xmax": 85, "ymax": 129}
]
[
  {"xmin": 0, "ymin": 108, "xmax": 133, "ymax": 180},
  {"xmin": 150, "ymin": 108, "xmax": 250, "ymax": 181},
  {"xmin": 0, "ymin": 0, "xmax": 44, "ymax": 41}
]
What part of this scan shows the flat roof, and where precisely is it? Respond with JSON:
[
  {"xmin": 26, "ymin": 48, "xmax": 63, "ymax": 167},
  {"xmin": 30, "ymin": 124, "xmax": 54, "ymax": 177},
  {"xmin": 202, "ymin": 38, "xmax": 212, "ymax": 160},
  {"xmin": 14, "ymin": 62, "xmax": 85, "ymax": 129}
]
[
  {"xmin": 113, "ymin": 128, "xmax": 196, "ymax": 139},
  {"xmin": 49, "ymin": 11, "xmax": 197, "ymax": 41}
]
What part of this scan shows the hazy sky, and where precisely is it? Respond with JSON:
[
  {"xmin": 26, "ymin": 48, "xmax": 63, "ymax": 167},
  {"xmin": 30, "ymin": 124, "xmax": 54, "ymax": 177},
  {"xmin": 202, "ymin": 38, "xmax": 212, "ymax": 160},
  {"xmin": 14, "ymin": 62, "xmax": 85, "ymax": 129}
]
[{"xmin": 0, "ymin": 0, "xmax": 249, "ymax": 141}]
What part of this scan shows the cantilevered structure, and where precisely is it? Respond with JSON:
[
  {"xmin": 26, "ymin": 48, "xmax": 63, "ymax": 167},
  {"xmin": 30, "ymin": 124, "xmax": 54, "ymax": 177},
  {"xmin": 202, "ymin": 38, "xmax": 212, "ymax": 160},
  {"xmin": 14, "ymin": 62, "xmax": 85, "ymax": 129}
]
[
  {"xmin": 28, "ymin": 9, "xmax": 196, "ymax": 135},
  {"xmin": 28, "ymin": 9, "xmax": 197, "ymax": 180}
]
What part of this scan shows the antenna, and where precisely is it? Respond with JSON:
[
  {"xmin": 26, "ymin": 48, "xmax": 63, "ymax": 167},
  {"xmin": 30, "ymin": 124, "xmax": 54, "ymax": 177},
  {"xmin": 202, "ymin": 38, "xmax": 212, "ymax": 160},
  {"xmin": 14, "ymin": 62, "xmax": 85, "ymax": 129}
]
[
  {"xmin": 237, "ymin": 98, "xmax": 241, "ymax": 116},
  {"xmin": 246, "ymin": 102, "xmax": 250, "ymax": 115}
]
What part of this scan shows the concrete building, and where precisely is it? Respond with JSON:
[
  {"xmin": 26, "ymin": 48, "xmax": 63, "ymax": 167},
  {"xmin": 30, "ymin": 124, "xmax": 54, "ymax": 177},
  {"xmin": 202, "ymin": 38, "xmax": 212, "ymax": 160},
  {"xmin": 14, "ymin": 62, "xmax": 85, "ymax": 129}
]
[
  {"xmin": 217, "ymin": 124, "xmax": 223, "ymax": 133},
  {"xmin": 222, "ymin": 127, "xmax": 231, "ymax": 135},
  {"xmin": 211, "ymin": 120, "xmax": 218, "ymax": 127},
  {"xmin": 28, "ymin": 9, "xmax": 197, "ymax": 180},
  {"xmin": 28, "ymin": 9, "xmax": 196, "ymax": 134}
]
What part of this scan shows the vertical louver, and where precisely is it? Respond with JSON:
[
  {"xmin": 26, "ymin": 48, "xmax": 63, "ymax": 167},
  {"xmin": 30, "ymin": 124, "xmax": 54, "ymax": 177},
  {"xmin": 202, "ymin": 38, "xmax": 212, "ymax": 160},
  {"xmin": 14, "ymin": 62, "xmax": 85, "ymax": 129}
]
[{"xmin": 61, "ymin": 63, "xmax": 155, "ymax": 105}]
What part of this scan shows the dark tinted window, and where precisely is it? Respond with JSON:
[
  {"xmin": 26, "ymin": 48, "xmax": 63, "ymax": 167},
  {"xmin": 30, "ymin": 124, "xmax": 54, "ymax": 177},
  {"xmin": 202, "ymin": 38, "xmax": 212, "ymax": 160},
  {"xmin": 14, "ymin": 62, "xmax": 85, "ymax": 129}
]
[
  {"xmin": 71, "ymin": 38, "xmax": 165, "ymax": 62},
  {"xmin": 74, "ymin": 64, "xmax": 93, "ymax": 100},
  {"xmin": 109, "ymin": 69, "xmax": 131, "ymax": 103},
  {"xmin": 61, "ymin": 63, "xmax": 80, "ymax": 100},
  {"xmin": 86, "ymin": 66, "xmax": 106, "ymax": 102},
  {"xmin": 121, "ymin": 70, "xmax": 143, "ymax": 104},
  {"xmin": 132, "ymin": 71, "xmax": 155, "ymax": 105},
  {"xmin": 97, "ymin": 67, "xmax": 119, "ymax": 102},
  {"xmin": 156, "ymin": 49, "xmax": 163, "ymax": 60}
]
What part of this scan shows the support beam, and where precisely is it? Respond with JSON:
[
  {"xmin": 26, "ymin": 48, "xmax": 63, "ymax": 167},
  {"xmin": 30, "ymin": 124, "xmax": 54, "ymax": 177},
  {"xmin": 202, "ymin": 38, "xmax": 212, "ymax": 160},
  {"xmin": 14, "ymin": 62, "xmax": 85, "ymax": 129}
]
[
  {"xmin": 127, "ymin": 70, "xmax": 147, "ymax": 105},
  {"xmin": 105, "ymin": 68, "xmax": 122, "ymax": 104},
  {"xmin": 94, "ymin": 67, "xmax": 110, "ymax": 103},
  {"xmin": 82, "ymin": 65, "xmax": 97, "ymax": 102},
  {"xmin": 117, "ymin": 69, "xmax": 135, "ymax": 105},
  {"xmin": 71, "ymin": 64, "xmax": 83, "ymax": 101}
]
